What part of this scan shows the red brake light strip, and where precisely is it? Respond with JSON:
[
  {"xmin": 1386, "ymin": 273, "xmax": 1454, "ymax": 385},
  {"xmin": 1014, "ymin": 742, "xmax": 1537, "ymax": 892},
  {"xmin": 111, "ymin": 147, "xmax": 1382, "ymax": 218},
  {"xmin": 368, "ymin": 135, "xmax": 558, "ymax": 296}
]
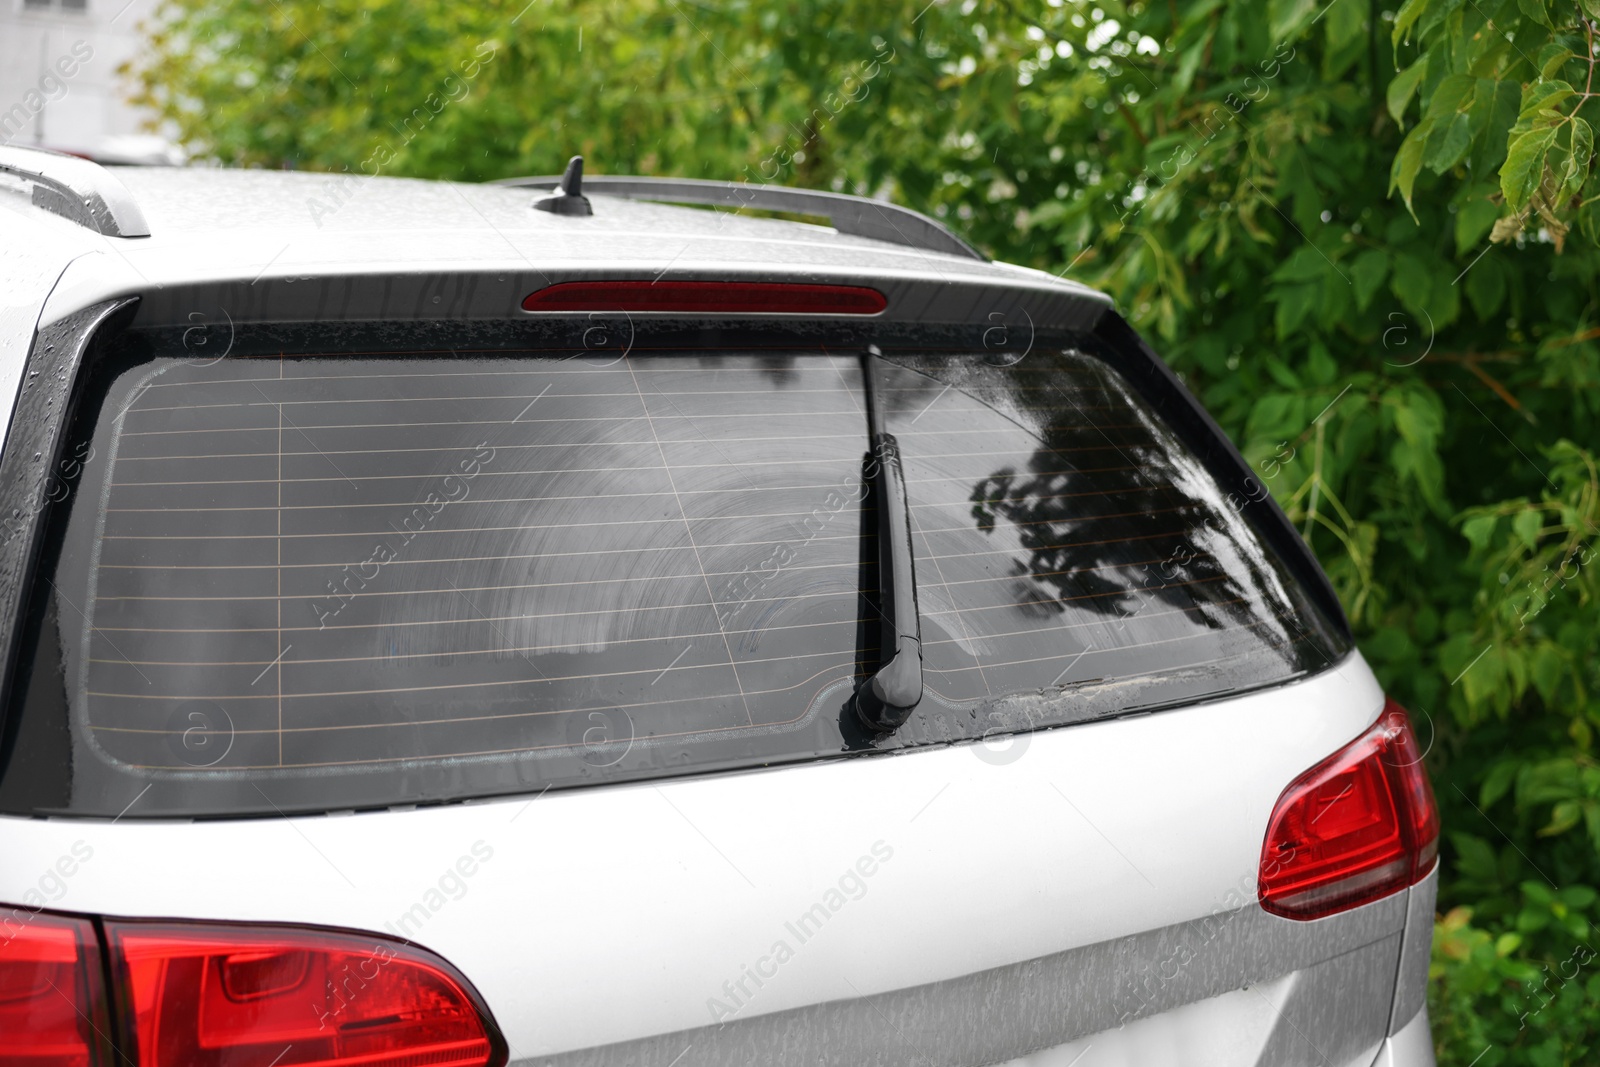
[{"xmin": 521, "ymin": 279, "xmax": 887, "ymax": 314}]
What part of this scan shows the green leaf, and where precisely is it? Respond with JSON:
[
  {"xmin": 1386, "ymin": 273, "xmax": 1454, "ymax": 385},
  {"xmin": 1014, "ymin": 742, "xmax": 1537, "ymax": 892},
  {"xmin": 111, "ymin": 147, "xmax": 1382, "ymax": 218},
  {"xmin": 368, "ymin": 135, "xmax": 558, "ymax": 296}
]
[
  {"xmin": 1416, "ymin": 0, "xmax": 1465, "ymax": 38},
  {"xmin": 1264, "ymin": 356, "xmax": 1303, "ymax": 391},
  {"xmin": 1172, "ymin": 36, "xmax": 1208, "ymax": 94},
  {"xmin": 1391, "ymin": 252, "xmax": 1434, "ymax": 314},
  {"xmin": 1463, "ymin": 75, "xmax": 1496, "ymax": 143},
  {"xmin": 1471, "ymin": 78, "xmax": 1523, "ymax": 176},
  {"xmin": 1464, "ymin": 253, "xmax": 1507, "ymax": 318},
  {"xmin": 1572, "ymin": 715, "xmax": 1593, "ymax": 749},
  {"xmin": 1517, "ymin": 81, "xmax": 1575, "ymax": 124},
  {"xmin": 1462, "ymin": 513, "xmax": 1500, "ymax": 550},
  {"xmin": 1324, "ymin": 0, "xmax": 1365, "ymax": 51},
  {"xmin": 1513, "ymin": 507, "xmax": 1543, "ymax": 548},
  {"xmin": 1451, "ymin": 833, "xmax": 1499, "ymax": 884},
  {"xmin": 1305, "ymin": 340, "xmax": 1338, "ymax": 385},
  {"xmin": 1581, "ymin": 198, "xmax": 1600, "ymax": 244},
  {"xmin": 1423, "ymin": 74, "xmax": 1476, "ymax": 125},
  {"xmin": 1519, "ymin": 759, "xmax": 1582, "ymax": 806},
  {"xmin": 1559, "ymin": 117, "xmax": 1592, "ymax": 201},
  {"xmin": 1391, "ymin": 124, "xmax": 1428, "ymax": 214},
  {"xmin": 1538, "ymin": 44, "xmax": 1577, "ymax": 80},
  {"xmin": 1459, "ymin": 643, "xmax": 1508, "ymax": 709},
  {"xmin": 1393, "ymin": 0, "xmax": 1435, "ymax": 45},
  {"xmin": 1426, "ymin": 111, "xmax": 1473, "ymax": 173},
  {"xmin": 1247, "ymin": 393, "xmax": 1298, "ymax": 438},
  {"xmin": 1394, "ymin": 395, "xmax": 1442, "ymax": 450},
  {"xmin": 1518, "ymin": 0, "xmax": 1552, "ymax": 27},
  {"xmin": 1268, "ymin": 0, "xmax": 1317, "ymax": 41},
  {"xmin": 1541, "ymin": 799, "xmax": 1583, "ymax": 836},
  {"xmin": 1269, "ymin": 246, "xmax": 1330, "ymax": 284},
  {"xmin": 1531, "ymin": 642, "xmax": 1566, "ymax": 701},
  {"xmin": 1501, "ymin": 123, "xmax": 1559, "ymax": 210},
  {"xmin": 1273, "ymin": 282, "xmax": 1321, "ymax": 340},
  {"xmin": 1481, "ymin": 761, "xmax": 1519, "ymax": 809},
  {"xmin": 1350, "ymin": 248, "xmax": 1389, "ymax": 310},
  {"xmin": 1455, "ymin": 194, "xmax": 1500, "ymax": 252},
  {"xmin": 1391, "ymin": 434, "xmax": 1448, "ymax": 510},
  {"xmin": 1388, "ymin": 55, "xmax": 1430, "ymax": 127},
  {"xmin": 1560, "ymin": 885, "xmax": 1598, "ymax": 909}
]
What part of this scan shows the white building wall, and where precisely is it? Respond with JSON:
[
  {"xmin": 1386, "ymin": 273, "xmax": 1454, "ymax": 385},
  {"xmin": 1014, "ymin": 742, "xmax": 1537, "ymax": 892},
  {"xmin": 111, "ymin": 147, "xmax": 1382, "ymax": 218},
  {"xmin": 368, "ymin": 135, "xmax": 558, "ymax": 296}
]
[{"xmin": 0, "ymin": 0, "xmax": 175, "ymax": 161}]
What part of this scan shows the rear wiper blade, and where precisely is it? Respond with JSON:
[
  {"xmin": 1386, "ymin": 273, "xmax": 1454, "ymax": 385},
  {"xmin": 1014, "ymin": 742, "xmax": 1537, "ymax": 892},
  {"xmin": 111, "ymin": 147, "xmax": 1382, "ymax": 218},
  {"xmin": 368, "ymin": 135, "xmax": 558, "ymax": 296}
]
[{"xmin": 854, "ymin": 352, "xmax": 923, "ymax": 732}]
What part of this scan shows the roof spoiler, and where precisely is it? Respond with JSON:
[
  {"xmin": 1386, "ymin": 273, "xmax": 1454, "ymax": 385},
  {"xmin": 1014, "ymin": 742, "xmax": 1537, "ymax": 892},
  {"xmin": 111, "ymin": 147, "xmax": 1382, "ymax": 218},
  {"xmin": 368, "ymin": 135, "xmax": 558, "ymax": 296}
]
[{"xmin": 493, "ymin": 170, "xmax": 983, "ymax": 261}]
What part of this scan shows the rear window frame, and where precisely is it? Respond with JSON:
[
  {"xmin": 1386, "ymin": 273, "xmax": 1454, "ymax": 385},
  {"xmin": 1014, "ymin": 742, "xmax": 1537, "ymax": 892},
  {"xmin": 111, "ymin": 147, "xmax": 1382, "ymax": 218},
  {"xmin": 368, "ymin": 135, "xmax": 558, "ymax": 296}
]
[{"xmin": 0, "ymin": 307, "xmax": 1353, "ymax": 819}]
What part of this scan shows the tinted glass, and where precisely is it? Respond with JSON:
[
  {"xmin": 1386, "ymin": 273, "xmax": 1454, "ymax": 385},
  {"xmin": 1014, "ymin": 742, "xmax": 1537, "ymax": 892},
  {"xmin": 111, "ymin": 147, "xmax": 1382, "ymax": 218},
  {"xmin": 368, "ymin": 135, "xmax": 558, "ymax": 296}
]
[
  {"xmin": 0, "ymin": 327, "xmax": 1345, "ymax": 817},
  {"xmin": 880, "ymin": 352, "xmax": 1335, "ymax": 710}
]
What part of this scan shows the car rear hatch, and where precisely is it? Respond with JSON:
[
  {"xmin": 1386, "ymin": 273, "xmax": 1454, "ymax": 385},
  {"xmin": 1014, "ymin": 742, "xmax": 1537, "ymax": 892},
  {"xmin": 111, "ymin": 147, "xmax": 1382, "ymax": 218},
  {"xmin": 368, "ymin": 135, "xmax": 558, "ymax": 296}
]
[{"xmin": 0, "ymin": 305, "xmax": 1425, "ymax": 1066}]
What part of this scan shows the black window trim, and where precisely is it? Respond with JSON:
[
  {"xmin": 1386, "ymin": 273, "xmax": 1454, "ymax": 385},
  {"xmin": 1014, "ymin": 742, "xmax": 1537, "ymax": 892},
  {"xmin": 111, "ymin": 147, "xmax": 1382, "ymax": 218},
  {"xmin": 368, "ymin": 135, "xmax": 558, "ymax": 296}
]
[
  {"xmin": 0, "ymin": 303, "xmax": 1355, "ymax": 819},
  {"xmin": 1085, "ymin": 309, "xmax": 1352, "ymax": 649},
  {"xmin": 0, "ymin": 299, "xmax": 139, "ymax": 761}
]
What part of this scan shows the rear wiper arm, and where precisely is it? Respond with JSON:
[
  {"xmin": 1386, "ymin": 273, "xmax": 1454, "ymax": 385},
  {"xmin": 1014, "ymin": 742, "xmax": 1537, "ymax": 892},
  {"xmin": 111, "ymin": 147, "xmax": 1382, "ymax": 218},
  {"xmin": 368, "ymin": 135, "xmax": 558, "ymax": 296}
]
[{"xmin": 854, "ymin": 352, "xmax": 923, "ymax": 732}]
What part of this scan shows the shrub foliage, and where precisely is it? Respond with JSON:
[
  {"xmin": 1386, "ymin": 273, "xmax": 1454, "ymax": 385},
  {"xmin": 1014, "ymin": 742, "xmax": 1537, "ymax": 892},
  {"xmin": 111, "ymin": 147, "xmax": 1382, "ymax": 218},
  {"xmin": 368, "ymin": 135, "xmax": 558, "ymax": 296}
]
[{"xmin": 130, "ymin": 1, "xmax": 1600, "ymax": 1060}]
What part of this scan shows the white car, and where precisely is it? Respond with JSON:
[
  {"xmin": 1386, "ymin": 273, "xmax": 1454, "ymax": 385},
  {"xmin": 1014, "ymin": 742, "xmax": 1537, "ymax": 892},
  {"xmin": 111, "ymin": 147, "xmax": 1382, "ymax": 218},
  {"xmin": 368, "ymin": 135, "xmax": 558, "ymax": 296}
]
[{"xmin": 0, "ymin": 147, "xmax": 1438, "ymax": 1066}]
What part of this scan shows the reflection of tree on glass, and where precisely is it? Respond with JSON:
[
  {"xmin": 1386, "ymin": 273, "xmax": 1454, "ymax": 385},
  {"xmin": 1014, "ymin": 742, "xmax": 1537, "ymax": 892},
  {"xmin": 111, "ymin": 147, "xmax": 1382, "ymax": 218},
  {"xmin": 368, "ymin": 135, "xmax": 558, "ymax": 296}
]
[
  {"xmin": 873, "ymin": 349, "xmax": 1336, "ymax": 709},
  {"xmin": 958, "ymin": 355, "xmax": 1249, "ymax": 632}
]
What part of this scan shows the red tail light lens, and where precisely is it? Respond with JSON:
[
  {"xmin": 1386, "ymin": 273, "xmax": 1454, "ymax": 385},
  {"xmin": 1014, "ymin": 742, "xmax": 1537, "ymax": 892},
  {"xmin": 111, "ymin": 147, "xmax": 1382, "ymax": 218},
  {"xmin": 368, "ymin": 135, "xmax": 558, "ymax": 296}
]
[
  {"xmin": 0, "ymin": 912, "xmax": 109, "ymax": 1067},
  {"xmin": 106, "ymin": 922, "xmax": 504, "ymax": 1067},
  {"xmin": 1259, "ymin": 698, "xmax": 1439, "ymax": 920},
  {"xmin": 521, "ymin": 279, "xmax": 887, "ymax": 314}
]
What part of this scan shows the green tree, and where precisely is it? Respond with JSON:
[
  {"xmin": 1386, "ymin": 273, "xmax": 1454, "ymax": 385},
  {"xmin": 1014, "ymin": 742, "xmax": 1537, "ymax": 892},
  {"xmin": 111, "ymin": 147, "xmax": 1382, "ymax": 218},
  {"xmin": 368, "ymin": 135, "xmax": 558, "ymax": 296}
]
[{"xmin": 128, "ymin": 1, "xmax": 1600, "ymax": 1060}]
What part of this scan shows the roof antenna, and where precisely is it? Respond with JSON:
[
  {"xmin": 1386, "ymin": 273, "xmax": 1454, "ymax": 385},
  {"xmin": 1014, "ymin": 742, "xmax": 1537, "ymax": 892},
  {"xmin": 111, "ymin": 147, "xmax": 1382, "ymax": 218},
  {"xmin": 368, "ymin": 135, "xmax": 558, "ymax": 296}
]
[{"xmin": 534, "ymin": 156, "xmax": 593, "ymax": 216}]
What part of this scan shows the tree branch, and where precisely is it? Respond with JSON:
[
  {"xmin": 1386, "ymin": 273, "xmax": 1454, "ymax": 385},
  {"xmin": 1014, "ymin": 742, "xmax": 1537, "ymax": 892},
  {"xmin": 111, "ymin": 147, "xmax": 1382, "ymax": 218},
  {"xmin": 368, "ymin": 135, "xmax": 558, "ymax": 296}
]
[{"xmin": 1117, "ymin": 100, "xmax": 1150, "ymax": 145}]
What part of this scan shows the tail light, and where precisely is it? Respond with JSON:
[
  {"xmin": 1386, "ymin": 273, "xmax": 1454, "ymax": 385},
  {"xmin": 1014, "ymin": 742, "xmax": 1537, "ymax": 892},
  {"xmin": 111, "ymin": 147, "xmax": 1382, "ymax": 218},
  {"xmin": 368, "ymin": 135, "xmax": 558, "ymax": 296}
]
[
  {"xmin": 0, "ymin": 915, "xmax": 504, "ymax": 1067},
  {"xmin": 0, "ymin": 912, "xmax": 110, "ymax": 1067},
  {"xmin": 1259, "ymin": 698, "xmax": 1439, "ymax": 920},
  {"xmin": 521, "ymin": 279, "xmax": 888, "ymax": 314}
]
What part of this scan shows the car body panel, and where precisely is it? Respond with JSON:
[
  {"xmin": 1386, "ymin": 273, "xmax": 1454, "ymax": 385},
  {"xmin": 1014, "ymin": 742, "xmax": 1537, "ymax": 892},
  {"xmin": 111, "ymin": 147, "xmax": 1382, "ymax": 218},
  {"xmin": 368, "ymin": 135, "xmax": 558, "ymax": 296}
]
[
  {"xmin": 1375, "ymin": 1006, "xmax": 1438, "ymax": 1067},
  {"xmin": 1389, "ymin": 857, "xmax": 1439, "ymax": 1035},
  {"xmin": 0, "ymin": 197, "xmax": 99, "ymax": 435},
  {"xmin": 0, "ymin": 652, "xmax": 1385, "ymax": 1060},
  {"xmin": 987, "ymin": 923, "xmax": 1420, "ymax": 1067},
  {"xmin": 28, "ymin": 169, "xmax": 1109, "ymax": 333},
  {"xmin": 508, "ymin": 914, "xmax": 1403, "ymax": 1067}
]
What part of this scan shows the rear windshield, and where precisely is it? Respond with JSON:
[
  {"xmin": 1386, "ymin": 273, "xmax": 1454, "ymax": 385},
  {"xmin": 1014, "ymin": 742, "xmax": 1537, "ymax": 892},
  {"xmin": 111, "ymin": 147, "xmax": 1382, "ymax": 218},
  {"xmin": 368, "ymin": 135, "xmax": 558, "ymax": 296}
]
[{"xmin": 0, "ymin": 323, "xmax": 1347, "ymax": 817}]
